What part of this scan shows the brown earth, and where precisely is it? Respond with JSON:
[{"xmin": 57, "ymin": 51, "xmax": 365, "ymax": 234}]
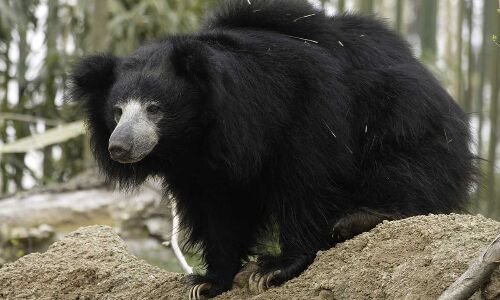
[{"xmin": 0, "ymin": 214, "xmax": 499, "ymax": 300}]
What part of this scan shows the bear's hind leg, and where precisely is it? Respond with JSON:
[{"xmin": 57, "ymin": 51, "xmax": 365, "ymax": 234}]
[
  {"xmin": 331, "ymin": 208, "xmax": 401, "ymax": 243},
  {"xmin": 241, "ymin": 209, "xmax": 401, "ymax": 293}
]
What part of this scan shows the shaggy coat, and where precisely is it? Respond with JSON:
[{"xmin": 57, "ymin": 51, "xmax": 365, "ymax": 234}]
[{"xmin": 70, "ymin": 0, "xmax": 475, "ymax": 297}]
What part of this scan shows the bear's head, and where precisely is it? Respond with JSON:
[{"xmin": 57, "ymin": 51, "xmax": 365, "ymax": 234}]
[{"xmin": 69, "ymin": 39, "xmax": 215, "ymax": 186}]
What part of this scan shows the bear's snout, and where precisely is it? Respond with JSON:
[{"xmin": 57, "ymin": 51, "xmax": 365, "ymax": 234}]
[
  {"xmin": 106, "ymin": 100, "xmax": 160, "ymax": 164},
  {"xmin": 108, "ymin": 141, "xmax": 132, "ymax": 162}
]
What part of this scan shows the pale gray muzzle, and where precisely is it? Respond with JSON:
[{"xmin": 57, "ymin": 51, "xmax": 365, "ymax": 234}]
[{"xmin": 108, "ymin": 101, "xmax": 159, "ymax": 164}]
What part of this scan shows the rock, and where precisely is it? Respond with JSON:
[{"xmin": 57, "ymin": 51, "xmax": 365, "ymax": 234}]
[
  {"xmin": 1, "ymin": 214, "xmax": 499, "ymax": 300},
  {"xmin": 0, "ymin": 225, "xmax": 185, "ymax": 300}
]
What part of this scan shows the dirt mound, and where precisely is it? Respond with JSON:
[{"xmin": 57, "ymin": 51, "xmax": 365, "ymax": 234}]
[{"xmin": 1, "ymin": 214, "xmax": 499, "ymax": 300}]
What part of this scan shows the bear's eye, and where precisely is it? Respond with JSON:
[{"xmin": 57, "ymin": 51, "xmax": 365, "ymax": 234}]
[
  {"xmin": 113, "ymin": 107, "xmax": 122, "ymax": 123},
  {"xmin": 146, "ymin": 104, "xmax": 161, "ymax": 114}
]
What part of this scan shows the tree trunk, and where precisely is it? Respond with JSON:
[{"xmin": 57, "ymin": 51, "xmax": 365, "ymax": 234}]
[
  {"xmin": 476, "ymin": 6, "xmax": 487, "ymax": 160},
  {"xmin": 418, "ymin": 0, "xmax": 438, "ymax": 63},
  {"xmin": 338, "ymin": 0, "xmax": 345, "ymax": 12},
  {"xmin": 395, "ymin": 0, "xmax": 404, "ymax": 33},
  {"xmin": 486, "ymin": 2, "xmax": 500, "ymax": 217},
  {"xmin": 12, "ymin": 0, "xmax": 31, "ymax": 191},
  {"xmin": 463, "ymin": 0, "xmax": 473, "ymax": 120},
  {"xmin": 89, "ymin": 0, "xmax": 109, "ymax": 52},
  {"xmin": 358, "ymin": 0, "xmax": 374, "ymax": 13},
  {"xmin": 455, "ymin": 0, "xmax": 465, "ymax": 106},
  {"xmin": 42, "ymin": 0, "xmax": 59, "ymax": 185},
  {"xmin": 0, "ymin": 39, "xmax": 10, "ymax": 194}
]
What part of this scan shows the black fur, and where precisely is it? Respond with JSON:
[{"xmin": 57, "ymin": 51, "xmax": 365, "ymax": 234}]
[{"xmin": 69, "ymin": 0, "xmax": 475, "ymax": 297}]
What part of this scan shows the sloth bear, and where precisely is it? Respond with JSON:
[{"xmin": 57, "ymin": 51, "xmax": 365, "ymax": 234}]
[{"xmin": 70, "ymin": 0, "xmax": 475, "ymax": 298}]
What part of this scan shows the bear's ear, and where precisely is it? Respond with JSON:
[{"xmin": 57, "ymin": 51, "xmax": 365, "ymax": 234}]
[
  {"xmin": 170, "ymin": 39, "xmax": 211, "ymax": 83},
  {"xmin": 69, "ymin": 54, "xmax": 118, "ymax": 101}
]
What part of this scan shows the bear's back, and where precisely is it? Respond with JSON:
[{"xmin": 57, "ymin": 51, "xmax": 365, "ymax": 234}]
[{"xmin": 204, "ymin": 0, "xmax": 415, "ymax": 68}]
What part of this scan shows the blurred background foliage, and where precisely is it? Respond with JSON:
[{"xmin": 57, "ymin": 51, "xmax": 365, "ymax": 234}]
[{"xmin": 0, "ymin": 0, "xmax": 499, "ymax": 218}]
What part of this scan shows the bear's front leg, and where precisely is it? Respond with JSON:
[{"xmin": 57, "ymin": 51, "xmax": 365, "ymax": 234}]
[
  {"xmin": 177, "ymin": 187, "xmax": 265, "ymax": 299},
  {"xmin": 237, "ymin": 200, "xmax": 331, "ymax": 293},
  {"xmin": 184, "ymin": 218, "xmax": 255, "ymax": 299}
]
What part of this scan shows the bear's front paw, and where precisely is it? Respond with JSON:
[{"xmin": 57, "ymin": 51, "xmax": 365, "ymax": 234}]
[
  {"xmin": 233, "ymin": 261, "xmax": 282, "ymax": 294},
  {"xmin": 189, "ymin": 282, "xmax": 212, "ymax": 300},
  {"xmin": 184, "ymin": 274, "xmax": 231, "ymax": 300},
  {"xmin": 248, "ymin": 269, "xmax": 282, "ymax": 293}
]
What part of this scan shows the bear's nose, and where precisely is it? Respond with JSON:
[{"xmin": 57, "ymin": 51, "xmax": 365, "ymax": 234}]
[{"xmin": 108, "ymin": 142, "xmax": 132, "ymax": 161}]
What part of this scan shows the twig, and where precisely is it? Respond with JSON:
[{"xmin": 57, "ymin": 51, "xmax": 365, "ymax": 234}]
[{"xmin": 438, "ymin": 233, "xmax": 500, "ymax": 300}]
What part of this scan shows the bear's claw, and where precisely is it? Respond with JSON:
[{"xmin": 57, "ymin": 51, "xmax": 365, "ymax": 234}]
[
  {"xmin": 189, "ymin": 282, "xmax": 212, "ymax": 300},
  {"xmin": 248, "ymin": 270, "xmax": 281, "ymax": 293}
]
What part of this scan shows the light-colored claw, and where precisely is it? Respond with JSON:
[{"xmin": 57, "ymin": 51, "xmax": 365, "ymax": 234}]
[
  {"xmin": 189, "ymin": 285, "xmax": 195, "ymax": 300},
  {"xmin": 247, "ymin": 270, "xmax": 281, "ymax": 294},
  {"xmin": 248, "ymin": 272, "xmax": 259, "ymax": 293},
  {"xmin": 196, "ymin": 284, "xmax": 201, "ymax": 300},
  {"xmin": 233, "ymin": 262, "xmax": 259, "ymax": 289},
  {"xmin": 257, "ymin": 273, "xmax": 267, "ymax": 292},
  {"xmin": 188, "ymin": 283, "xmax": 211, "ymax": 300}
]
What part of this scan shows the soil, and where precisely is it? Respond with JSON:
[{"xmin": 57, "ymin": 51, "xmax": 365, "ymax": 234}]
[{"xmin": 1, "ymin": 214, "xmax": 499, "ymax": 300}]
